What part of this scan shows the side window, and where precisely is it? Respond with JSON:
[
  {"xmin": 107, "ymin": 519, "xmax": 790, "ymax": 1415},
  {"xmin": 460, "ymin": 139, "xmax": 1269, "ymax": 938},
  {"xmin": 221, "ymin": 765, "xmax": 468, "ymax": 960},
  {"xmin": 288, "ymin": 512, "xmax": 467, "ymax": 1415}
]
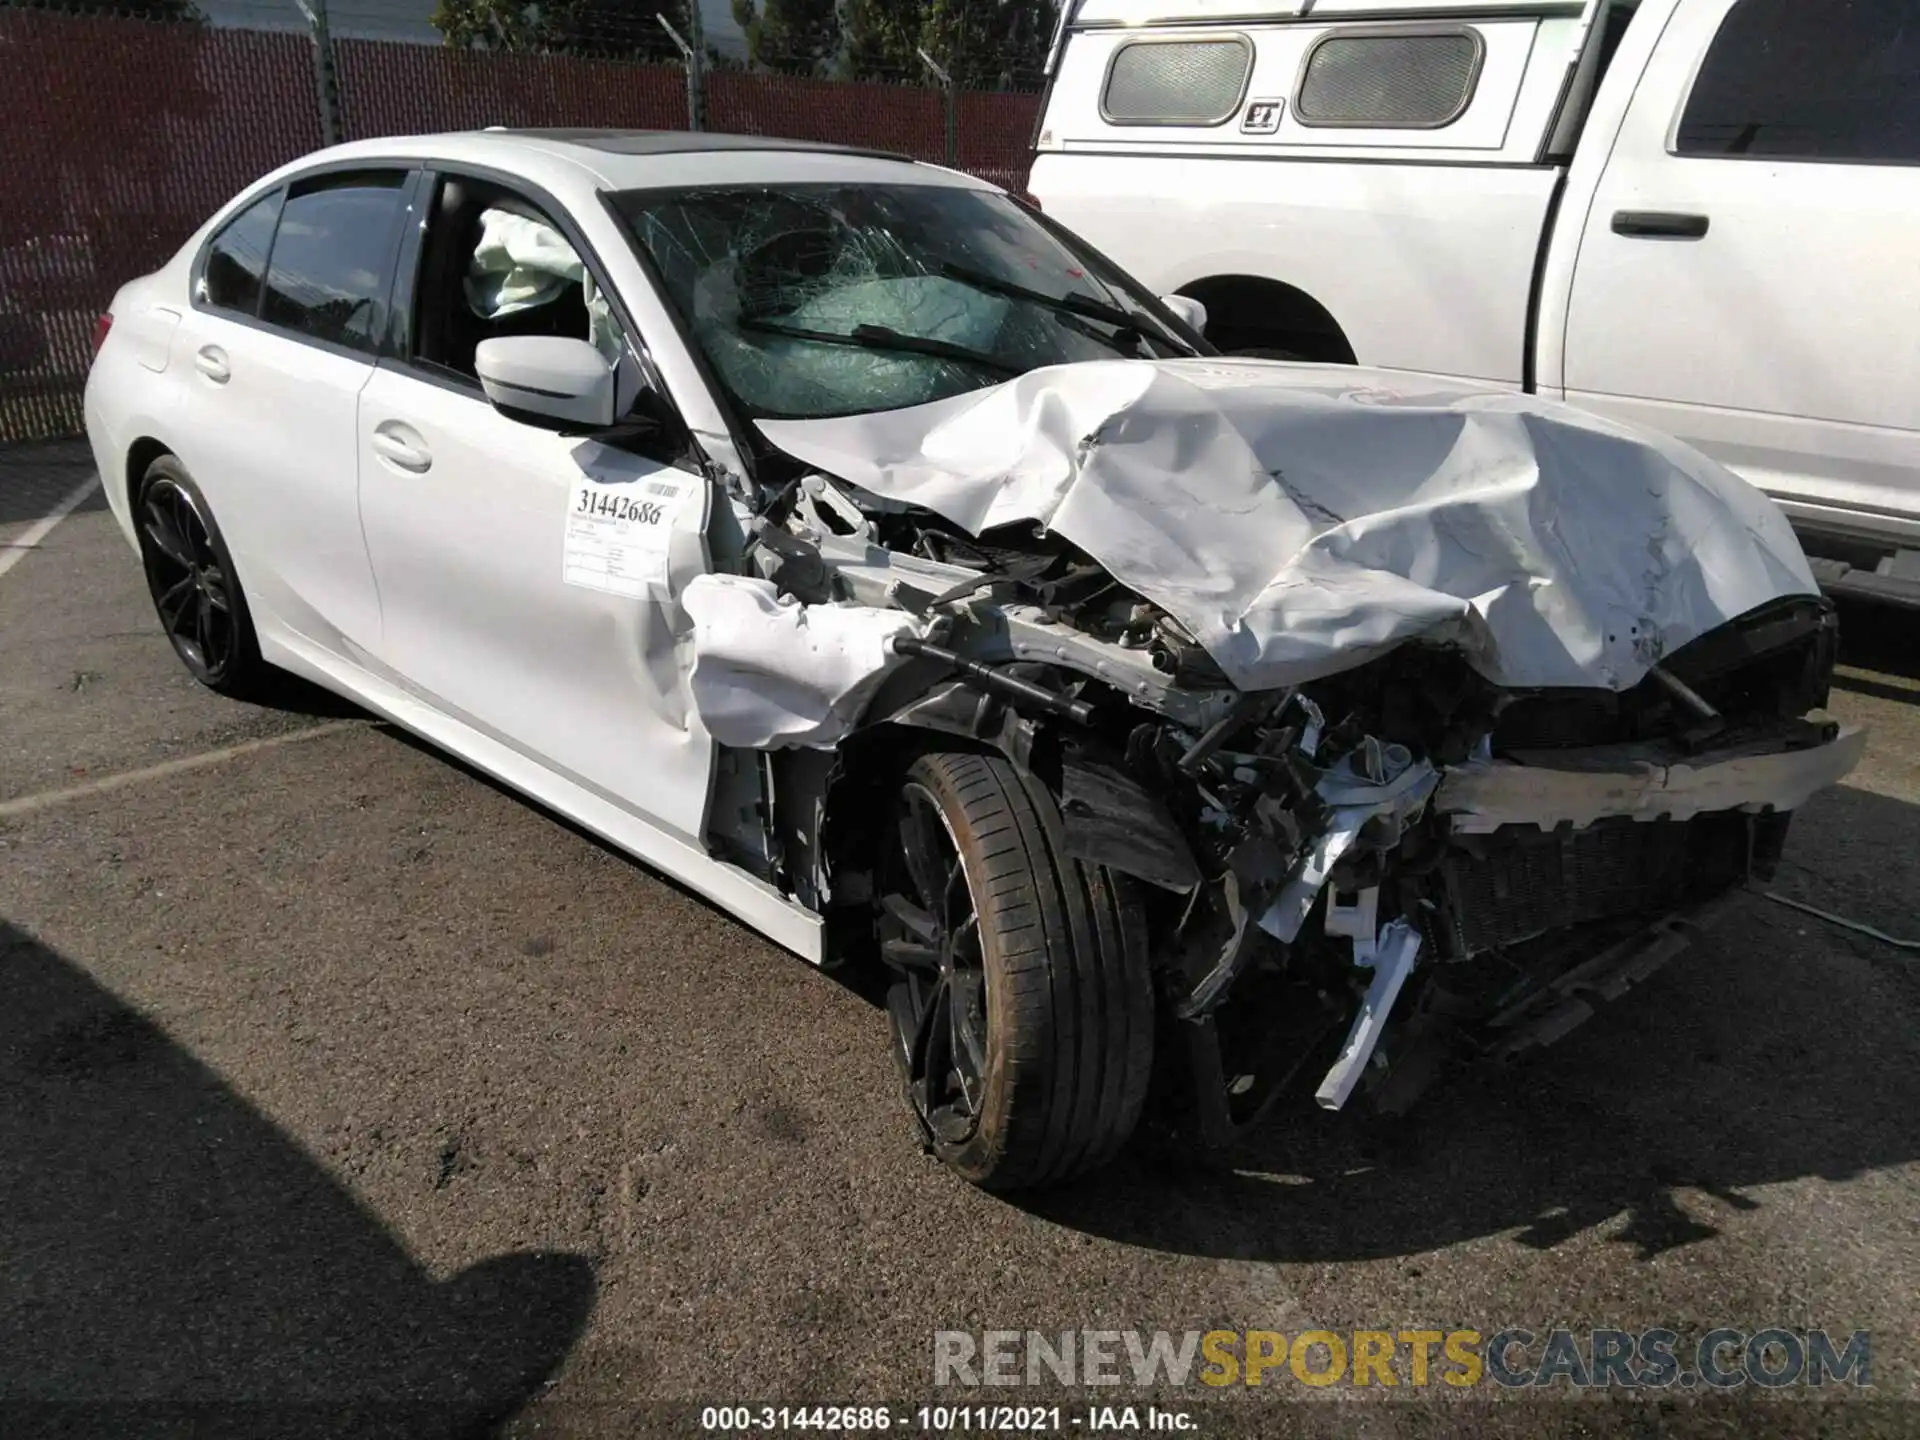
[
  {"xmin": 1293, "ymin": 29, "xmax": 1483, "ymax": 129},
  {"xmin": 1677, "ymin": 0, "xmax": 1920, "ymax": 164},
  {"xmin": 260, "ymin": 171, "xmax": 409, "ymax": 352},
  {"xmin": 410, "ymin": 176, "xmax": 626, "ymax": 384},
  {"xmin": 1101, "ymin": 38, "xmax": 1253, "ymax": 127},
  {"xmin": 200, "ymin": 190, "xmax": 282, "ymax": 315}
]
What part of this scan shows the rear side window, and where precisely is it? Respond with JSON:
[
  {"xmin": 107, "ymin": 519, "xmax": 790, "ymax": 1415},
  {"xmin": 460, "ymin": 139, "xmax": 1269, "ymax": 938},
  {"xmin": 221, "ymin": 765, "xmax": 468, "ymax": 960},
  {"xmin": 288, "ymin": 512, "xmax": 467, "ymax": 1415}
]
[
  {"xmin": 201, "ymin": 191, "xmax": 282, "ymax": 315},
  {"xmin": 1294, "ymin": 29, "xmax": 1483, "ymax": 128},
  {"xmin": 1677, "ymin": 0, "xmax": 1920, "ymax": 164},
  {"xmin": 1102, "ymin": 37, "xmax": 1252, "ymax": 126},
  {"xmin": 261, "ymin": 172, "xmax": 409, "ymax": 352}
]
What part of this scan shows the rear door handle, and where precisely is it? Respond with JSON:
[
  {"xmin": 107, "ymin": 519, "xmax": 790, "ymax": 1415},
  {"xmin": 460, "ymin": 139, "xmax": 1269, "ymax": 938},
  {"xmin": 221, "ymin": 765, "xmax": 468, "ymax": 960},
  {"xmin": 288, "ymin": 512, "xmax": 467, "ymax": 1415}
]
[
  {"xmin": 193, "ymin": 345, "xmax": 230, "ymax": 383},
  {"xmin": 370, "ymin": 421, "xmax": 432, "ymax": 473},
  {"xmin": 1611, "ymin": 210, "xmax": 1710, "ymax": 239}
]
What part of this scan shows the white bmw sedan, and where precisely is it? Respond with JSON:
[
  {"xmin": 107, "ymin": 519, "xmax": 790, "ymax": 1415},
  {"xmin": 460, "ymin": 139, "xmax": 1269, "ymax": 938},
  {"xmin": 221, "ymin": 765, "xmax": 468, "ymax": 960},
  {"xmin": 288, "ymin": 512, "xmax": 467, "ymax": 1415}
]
[{"xmin": 87, "ymin": 130, "xmax": 1861, "ymax": 1190}]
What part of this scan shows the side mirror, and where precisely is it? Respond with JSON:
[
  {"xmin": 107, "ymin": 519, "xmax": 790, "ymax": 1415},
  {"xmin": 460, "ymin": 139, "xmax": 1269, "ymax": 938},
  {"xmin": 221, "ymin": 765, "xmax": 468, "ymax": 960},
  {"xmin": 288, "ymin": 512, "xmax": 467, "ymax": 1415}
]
[
  {"xmin": 1159, "ymin": 293, "xmax": 1208, "ymax": 335},
  {"xmin": 475, "ymin": 336, "xmax": 616, "ymax": 429}
]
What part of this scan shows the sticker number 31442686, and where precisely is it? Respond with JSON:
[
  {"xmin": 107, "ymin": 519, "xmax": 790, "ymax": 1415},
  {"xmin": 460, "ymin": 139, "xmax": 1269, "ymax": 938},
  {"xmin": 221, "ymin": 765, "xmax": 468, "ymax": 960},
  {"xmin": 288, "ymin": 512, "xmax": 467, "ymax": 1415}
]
[{"xmin": 562, "ymin": 472, "xmax": 699, "ymax": 600}]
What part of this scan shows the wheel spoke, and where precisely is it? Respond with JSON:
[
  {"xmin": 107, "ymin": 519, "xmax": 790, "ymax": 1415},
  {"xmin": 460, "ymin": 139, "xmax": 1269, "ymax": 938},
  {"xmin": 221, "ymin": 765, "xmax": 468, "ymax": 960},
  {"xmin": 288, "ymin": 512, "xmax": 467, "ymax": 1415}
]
[
  {"xmin": 156, "ymin": 575, "xmax": 196, "ymax": 633},
  {"xmin": 193, "ymin": 594, "xmax": 214, "ymax": 662},
  {"xmin": 948, "ymin": 913, "xmax": 980, "ymax": 963},
  {"xmin": 948, "ymin": 968, "xmax": 987, "ymax": 1110},
  {"xmin": 881, "ymin": 935, "xmax": 942, "ymax": 972},
  {"xmin": 176, "ymin": 490, "xmax": 210, "ymax": 564},
  {"xmin": 203, "ymin": 601, "xmax": 230, "ymax": 669},
  {"xmin": 142, "ymin": 499, "xmax": 193, "ymax": 568},
  {"xmin": 899, "ymin": 790, "xmax": 951, "ymax": 916},
  {"xmin": 885, "ymin": 982, "xmax": 920, "ymax": 1073},
  {"xmin": 912, "ymin": 974, "xmax": 953, "ymax": 1104},
  {"xmin": 201, "ymin": 568, "xmax": 230, "ymax": 613},
  {"xmin": 880, "ymin": 891, "xmax": 939, "ymax": 946}
]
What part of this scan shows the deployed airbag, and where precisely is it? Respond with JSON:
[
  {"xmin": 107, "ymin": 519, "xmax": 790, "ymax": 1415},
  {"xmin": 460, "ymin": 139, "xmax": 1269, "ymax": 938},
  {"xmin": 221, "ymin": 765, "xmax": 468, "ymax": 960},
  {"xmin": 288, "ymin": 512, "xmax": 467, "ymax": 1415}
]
[
  {"xmin": 466, "ymin": 207, "xmax": 623, "ymax": 365},
  {"xmin": 759, "ymin": 360, "xmax": 1818, "ymax": 692}
]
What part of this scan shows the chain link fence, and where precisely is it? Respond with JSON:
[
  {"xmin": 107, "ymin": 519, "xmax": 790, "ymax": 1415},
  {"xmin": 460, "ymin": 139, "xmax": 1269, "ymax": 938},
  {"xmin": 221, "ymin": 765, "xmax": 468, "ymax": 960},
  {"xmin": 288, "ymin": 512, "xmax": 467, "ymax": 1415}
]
[{"xmin": 0, "ymin": 4, "xmax": 1044, "ymax": 442}]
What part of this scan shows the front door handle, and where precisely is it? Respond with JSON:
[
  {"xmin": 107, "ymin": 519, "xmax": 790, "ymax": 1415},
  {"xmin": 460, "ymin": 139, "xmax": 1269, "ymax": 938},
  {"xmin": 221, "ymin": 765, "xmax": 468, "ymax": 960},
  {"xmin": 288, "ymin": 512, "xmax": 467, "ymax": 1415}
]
[
  {"xmin": 1612, "ymin": 210, "xmax": 1710, "ymax": 239},
  {"xmin": 370, "ymin": 421, "xmax": 432, "ymax": 473},
  {"xmin": 193, "ymin": 345, "xmax": 230, "ymax": 383}
]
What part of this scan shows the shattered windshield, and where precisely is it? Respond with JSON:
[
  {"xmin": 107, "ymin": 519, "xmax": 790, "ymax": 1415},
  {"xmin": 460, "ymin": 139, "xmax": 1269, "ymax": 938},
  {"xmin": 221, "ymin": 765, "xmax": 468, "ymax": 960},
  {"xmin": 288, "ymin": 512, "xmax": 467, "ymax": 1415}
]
[{"xmin": 611, "ymin": 182, "xmax": 1195, "ymax": 420}]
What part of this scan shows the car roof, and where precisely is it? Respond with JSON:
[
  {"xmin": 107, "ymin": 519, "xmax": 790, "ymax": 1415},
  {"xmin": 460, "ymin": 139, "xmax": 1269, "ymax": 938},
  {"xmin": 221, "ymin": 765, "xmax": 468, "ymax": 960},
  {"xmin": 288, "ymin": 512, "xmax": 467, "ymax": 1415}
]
[
  {"xmin": 303, "ymin": 128, "xmax": 993, "ymax": 196},
  {"xmin": 484, "ymin": 128, "xmax": 917, "ymax": 162}
]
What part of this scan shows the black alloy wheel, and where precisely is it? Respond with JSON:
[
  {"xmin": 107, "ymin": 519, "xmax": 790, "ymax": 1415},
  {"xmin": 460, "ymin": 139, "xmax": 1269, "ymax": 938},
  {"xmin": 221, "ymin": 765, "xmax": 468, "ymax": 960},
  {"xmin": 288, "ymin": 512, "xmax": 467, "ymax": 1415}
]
[
  {"xmin": 875, "ymin": 750, "xmax": 1157, "ymax": 1191},
  {"xmin": 880, "ymin": 776, "xmax": 991, "ymax": 1148},
  {"xmin": 135, "ymin": 456, "xmax": 266, "ymax": 697}
]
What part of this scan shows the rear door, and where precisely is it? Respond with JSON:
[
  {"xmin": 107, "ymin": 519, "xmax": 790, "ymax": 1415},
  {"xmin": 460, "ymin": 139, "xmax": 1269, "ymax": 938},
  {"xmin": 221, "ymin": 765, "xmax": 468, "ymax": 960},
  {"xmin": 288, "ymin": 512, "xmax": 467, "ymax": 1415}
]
[
  {"xmin": 1560, "ymin": 0, "xmax": 1920, "ymax": 544},
  {"xmin": 355, "ymin": 170, "xmax": 717, "ymax": 844},
  {"xmin": 174, "ymin": 169, "xmax": 410, "ymax": 653}
]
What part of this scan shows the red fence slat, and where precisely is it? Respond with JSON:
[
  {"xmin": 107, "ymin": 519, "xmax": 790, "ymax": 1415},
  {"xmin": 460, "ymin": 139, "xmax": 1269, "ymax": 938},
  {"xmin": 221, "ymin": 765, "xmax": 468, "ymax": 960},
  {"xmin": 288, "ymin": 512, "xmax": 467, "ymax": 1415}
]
[{"xmin": 0, "ymin": 8, "xmax": 1039, "ymax": 443}]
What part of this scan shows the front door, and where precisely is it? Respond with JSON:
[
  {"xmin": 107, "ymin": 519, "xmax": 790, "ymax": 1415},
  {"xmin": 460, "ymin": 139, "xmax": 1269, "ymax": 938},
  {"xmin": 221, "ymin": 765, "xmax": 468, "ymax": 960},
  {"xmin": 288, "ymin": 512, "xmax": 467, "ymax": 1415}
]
[
  {"xmin": 355, "ymin": 172, "xmax": 717, "ymax": 843},
  {"xmin": 1560, "ymin": 0, "xmax": 1920, "ymax": 543}
]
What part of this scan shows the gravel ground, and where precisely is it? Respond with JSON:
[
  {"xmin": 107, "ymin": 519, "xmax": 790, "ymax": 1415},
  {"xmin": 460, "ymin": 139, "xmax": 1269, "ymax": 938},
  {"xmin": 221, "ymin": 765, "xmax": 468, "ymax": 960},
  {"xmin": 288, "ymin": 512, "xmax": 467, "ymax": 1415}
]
[{"xmin": 2, "ymin": 443, "xmax": 1915, "ymax": 1438}]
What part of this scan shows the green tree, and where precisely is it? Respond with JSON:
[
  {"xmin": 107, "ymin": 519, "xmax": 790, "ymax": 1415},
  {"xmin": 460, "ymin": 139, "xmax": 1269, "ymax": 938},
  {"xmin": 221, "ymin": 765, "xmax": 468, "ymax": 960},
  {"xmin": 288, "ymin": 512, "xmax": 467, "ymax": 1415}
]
[
  {"xmin": 841, "ymin": 0, "xmax": 1054, "ymax": 89},
  {"xmin": 433, "ymin": 0, "xmax": 694, "ymax": 65},
  {"xmin": 731, "ymin": 0, "xmax": 839, "ymax": 75}
]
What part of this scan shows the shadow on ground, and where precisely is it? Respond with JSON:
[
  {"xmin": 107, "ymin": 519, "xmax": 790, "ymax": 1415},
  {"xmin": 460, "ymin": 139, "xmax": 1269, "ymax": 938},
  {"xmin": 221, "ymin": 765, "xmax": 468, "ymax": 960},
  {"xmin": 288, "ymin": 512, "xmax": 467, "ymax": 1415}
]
[
  {"xmin": 0, "ymin": 921, "xmax": 596, "ymax": 1439},
  {"xmin": 1835, "ymin": 597, "xmax": 1920, "ymax": 694},
  {"xmin": 1025, "ymin": 781, "xmax": 1920, "ymax": 1266},
  {"xmin": 252, "ymin": 668, "xmax": 372, "ymax": 722}
]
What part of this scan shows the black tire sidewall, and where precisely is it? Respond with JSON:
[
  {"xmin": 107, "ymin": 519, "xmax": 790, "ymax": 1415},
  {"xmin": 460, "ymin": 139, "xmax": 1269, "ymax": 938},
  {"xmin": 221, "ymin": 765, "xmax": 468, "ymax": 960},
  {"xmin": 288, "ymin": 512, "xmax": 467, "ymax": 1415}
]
[
  {"xmin": 897, "ymin": 754, "xmax": 1021, "ymax": 1181},
  {"xmin": 897, "ymin": 750, "xmax": 1153, "ymax": 1191}
]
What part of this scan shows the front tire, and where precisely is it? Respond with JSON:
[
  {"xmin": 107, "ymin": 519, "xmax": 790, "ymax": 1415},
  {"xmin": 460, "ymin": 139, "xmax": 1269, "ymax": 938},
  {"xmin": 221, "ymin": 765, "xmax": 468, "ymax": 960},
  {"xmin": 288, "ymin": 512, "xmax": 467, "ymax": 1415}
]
[
  {"xmin": 134, "ymin": 455, "xmax": 270, "ymax": 699},
  {"xmin": 877, "ymin": 751, "xmax": 1155, "ymax": 1190}
]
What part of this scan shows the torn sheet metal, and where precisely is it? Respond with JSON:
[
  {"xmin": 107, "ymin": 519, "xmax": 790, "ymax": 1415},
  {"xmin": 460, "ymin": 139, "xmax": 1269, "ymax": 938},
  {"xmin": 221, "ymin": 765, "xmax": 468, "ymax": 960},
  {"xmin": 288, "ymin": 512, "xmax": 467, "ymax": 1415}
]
[
  {"xmin": 682, "ymin": 574, "xmax": 923, "ymax": 749},
  {"xmin": 1315, "ymin": 919, "xmax": 1421, "ymax": 1112},
  {"xmin": 1436, "ymin": 724, "xmax": 1867, "ymax": 833},
  {"xmin": 1259, "ymin": 745, "xmax": 1440, "ymax": 943},
  {"xmin": 759, "ymin": 359, "xmax": 1817, "ymax": 693}
]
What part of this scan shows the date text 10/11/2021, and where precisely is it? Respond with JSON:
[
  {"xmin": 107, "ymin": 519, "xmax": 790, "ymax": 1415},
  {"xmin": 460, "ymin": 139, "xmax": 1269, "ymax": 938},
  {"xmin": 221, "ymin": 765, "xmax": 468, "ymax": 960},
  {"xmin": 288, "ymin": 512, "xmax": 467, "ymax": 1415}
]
[{"xmin": 700, "ymin": 1406, "xmax": 1196, "ymax": 1432}]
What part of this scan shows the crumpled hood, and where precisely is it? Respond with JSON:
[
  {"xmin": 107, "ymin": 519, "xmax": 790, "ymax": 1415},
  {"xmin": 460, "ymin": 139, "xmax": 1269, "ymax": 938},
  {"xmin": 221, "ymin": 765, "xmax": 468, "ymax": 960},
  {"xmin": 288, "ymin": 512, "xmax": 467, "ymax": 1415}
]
[{"xmin": 758, "ymin": 359, "xmax": 1818, "ymax": 692}]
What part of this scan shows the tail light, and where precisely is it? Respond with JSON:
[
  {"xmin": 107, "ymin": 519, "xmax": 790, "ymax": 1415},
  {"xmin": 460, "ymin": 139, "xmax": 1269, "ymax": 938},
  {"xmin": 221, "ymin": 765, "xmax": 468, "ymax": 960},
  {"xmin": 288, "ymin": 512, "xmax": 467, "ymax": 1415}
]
[{"xmin": 90, "ymin": 312, "xmax": 113, "ymax": 357}]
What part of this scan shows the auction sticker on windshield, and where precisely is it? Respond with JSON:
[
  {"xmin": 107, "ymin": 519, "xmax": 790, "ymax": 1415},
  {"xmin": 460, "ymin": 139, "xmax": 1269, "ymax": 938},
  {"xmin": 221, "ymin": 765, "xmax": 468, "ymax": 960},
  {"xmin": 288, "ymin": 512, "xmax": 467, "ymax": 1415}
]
[{"xmin": 563, "ymin": 472, "xmax": 699, "ymax": 599}]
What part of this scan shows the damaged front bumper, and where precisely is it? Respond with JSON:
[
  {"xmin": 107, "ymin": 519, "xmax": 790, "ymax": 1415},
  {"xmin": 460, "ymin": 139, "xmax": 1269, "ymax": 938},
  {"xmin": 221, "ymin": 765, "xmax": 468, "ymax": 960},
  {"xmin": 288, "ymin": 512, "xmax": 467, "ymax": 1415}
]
[
  {"xmin": 1176, "ymin": 717, "xmax": 1863, "ymax": 1137},
  {"xmin": 1434, "ymin": 723, "xmax": 1867, "ymax": 833}
]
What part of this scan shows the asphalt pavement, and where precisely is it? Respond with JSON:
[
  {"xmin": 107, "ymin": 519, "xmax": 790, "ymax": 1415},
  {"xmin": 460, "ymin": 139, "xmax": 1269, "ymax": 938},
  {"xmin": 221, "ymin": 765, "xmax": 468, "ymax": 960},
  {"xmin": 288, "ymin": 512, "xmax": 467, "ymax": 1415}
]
[{"xmin": 2, "ymin": 441, "xmax": 1916, "ymax": 1438}]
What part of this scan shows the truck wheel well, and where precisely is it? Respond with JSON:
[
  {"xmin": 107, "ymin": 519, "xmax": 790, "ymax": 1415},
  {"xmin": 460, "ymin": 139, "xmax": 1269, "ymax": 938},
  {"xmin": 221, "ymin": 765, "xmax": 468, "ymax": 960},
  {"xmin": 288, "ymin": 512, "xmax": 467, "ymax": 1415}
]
[
  {"xmin": 1178, "ymin": 276, "xmax": 1356, "ymax": 365},
  {"xmin": 125, "ymin": 437, "xmax": 172, "ymax": 513}
]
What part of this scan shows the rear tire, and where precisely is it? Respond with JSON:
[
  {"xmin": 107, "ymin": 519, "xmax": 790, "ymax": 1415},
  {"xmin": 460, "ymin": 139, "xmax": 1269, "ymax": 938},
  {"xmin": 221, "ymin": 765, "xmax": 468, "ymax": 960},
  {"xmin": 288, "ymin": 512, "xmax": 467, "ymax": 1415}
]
[
  {"xmin": 876, "ymin": 750, "xmax": 1155, "ymax": 1191},
  {"xmin": 134, "ymin": 455, "xmax": 271, "ymax": 700}
]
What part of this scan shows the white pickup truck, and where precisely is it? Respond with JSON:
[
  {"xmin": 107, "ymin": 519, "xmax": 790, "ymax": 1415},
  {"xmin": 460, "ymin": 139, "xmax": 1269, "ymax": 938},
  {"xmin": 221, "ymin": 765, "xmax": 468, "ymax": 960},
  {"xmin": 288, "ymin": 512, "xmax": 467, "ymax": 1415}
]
[{"xmin": 1028, "ymin": 0, "xmax": 1920, "ymax": 603}]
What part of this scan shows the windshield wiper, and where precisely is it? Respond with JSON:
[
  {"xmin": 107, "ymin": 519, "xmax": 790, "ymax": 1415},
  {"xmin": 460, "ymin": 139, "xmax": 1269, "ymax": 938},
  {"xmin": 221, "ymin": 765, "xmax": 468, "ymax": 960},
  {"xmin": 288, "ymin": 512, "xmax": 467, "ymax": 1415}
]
[
  {"xmin": 740, "ymin": 317, "xmax": 1022, "ymax": 378},
  {"xmin": 937, "ymin": 261, "xmax": 1186, "ymax": 356}
]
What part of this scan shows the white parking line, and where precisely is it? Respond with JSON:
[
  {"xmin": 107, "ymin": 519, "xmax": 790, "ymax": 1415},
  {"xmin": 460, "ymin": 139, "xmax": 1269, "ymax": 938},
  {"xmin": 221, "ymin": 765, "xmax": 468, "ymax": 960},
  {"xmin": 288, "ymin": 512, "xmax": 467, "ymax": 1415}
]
[
  {"xmin": 0, "ymin": 720, "xmax": 368, "ymax": 820},
  {"xmin": 0, "ymin": 472, "xmax": 102, "ymax": 582}
]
